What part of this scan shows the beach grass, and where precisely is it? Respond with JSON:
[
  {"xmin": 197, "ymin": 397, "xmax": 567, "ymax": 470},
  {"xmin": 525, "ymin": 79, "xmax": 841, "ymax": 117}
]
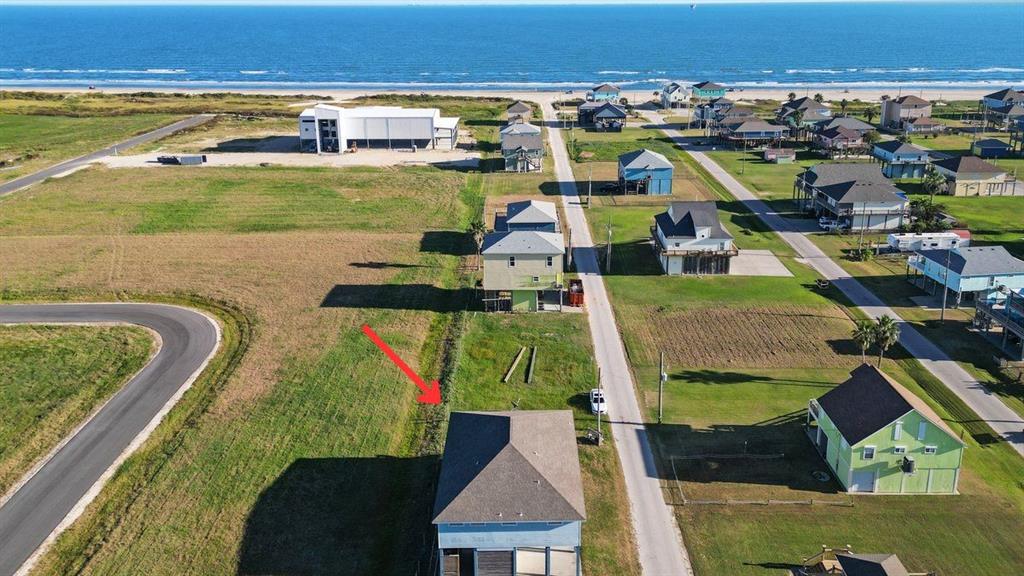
[
  {"xmin": 0, "ymin": 324, "xmax": 154, "ymax": 496},
  {"xmin": 0, "ymin": 113, "xmax": 180, "ymax": 181}
]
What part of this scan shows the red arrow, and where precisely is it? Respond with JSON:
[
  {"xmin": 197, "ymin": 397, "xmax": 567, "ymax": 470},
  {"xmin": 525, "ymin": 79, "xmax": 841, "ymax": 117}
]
[{"xmin": 362, "ymin": 324, "xmax": 442, "ymax": 405}]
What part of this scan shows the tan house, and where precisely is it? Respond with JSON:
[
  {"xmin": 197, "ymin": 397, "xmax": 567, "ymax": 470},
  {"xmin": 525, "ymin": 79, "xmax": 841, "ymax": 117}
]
[
  {"xmin": 481, "ymin": 200, "xmax": 565, "ymax": 312},
  {"xmin": 881, "ymin": 95, "xmax": 932, "ymax": 131},
  {"xmin": 932, "ymin": 156, "xmax": 1011, "ymax": 196}
]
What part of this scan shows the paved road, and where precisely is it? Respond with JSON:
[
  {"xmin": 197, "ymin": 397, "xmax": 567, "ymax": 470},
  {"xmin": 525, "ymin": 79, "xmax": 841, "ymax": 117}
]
[
  {"xmin": 0, "ymin": 114, "xmax": 214, "ymax": 197},
  {"xmin": 0, "ymin": 304, "xmax": 220, "ymax": 576},
  {"xmin": 543, "ymin": 104, "xmax": 693, "ymax": 576},
  {"xmin": 645, "ymin": 111, "xmax": 1024, "ymax": 457}
]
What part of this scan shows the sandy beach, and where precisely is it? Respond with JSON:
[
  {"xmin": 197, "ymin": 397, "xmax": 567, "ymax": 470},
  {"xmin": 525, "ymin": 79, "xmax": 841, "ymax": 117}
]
[{"xmin": 4, "ymin": 85, "xmax": 995, "ymax": 104}]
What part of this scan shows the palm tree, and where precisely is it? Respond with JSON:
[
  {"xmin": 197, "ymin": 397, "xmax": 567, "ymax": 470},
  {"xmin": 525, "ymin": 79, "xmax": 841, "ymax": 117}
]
[
  {"xmin": 813, "ymin": 93, "xmax": 824, "ymax": 104},
  {"xmin": 864, "ymin": 106, "xmax": 877, "ymax": 126},
  {"xmin": 873, "ymin": 315, "xmax": 901, "ymax": 366},
  {"xmin": 852, "ymin": 320, "xmax": 876, "ymax": 364},
  {"xmin": 787, "ymin": 92, "xmax": 797, "ymax": 102},
  {"xmin": 839, "ymin": 98, "xmax": 849, "ymax": 116},
  {"xmin": 922, "ymin": 166, "xmax": 946, "ymax": 202},
  {"xmin": 469, "ymin": 219, "xmax": 486, "ymax": 270},
  {"xmin": 896, "ymin": 132, "xmax": 912, "ymax": 144},
  {"xmin": 792, "ymin": 110, "xmax": 805, "ymax": 141}
]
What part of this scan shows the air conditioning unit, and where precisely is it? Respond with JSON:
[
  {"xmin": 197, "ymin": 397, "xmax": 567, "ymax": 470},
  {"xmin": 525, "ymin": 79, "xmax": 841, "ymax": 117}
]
[{"xmin": 902, "ymin": 456, "xmax": 916, "ymax": 474}]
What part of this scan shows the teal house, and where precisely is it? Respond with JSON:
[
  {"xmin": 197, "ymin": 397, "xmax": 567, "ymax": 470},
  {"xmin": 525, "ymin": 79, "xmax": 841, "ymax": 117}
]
[
  {"xmin": 807, "ymin": 365, "xmax": 965, "ymax": 494},
  {"xmin": 909, "ymin": 245, "xmax": 1024, "ymax": 306},
  {"xmin": 691, "ymin": 80, "xmax": 727, "ymax": 100},
  {"xmin": 434, "ymin": 411, "xmax": 586, "ymax": 576},
  {"xmin": 872, "ymin": 141, "xmax": 930, "ymax": 179},
  {"xmin": 618, "ymin": 149, "xmax": 674, "ymax": 195},
  {"xmin": 587, "ymin": 83, "xmax": 620, "ymax": 102}
]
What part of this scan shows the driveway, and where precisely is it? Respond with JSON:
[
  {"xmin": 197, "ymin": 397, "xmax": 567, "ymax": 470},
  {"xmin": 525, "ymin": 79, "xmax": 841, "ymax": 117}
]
[
  {"xmin": 542, "ymin": 102, "xmax": 694, "ymax": 576},
  {"xmin": 645, "ymin": 110, "xmax": 1024, "ymax": 458},
  {"xmin": 0, "ymin": 304, "xmax": 220, "ymax": 576}
]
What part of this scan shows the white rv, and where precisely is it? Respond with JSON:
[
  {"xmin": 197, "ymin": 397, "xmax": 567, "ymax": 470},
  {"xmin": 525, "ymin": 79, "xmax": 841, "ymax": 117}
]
[{"xmin": 887, "ymin": 232, "xmax": 970, "ymax": 252}]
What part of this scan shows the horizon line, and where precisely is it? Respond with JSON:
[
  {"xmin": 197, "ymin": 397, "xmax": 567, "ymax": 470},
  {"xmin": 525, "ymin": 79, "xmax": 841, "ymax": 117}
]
[{"xmin": 4, "ymin": 0, "xmax": 1018, "ymax": 5}]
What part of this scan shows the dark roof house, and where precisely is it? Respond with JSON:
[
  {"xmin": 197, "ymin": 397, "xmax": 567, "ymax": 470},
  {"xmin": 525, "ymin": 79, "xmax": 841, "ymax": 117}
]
[
  {"xmin": 432, "ymin": 411, "xmax": 586, "ymax": 524},
  {"xmin": 835, "ymin": 553, "xmax": 912, "ymax": 576},
  {"xmin": 654, "ymin": 201, "xmax": 732, "ymax": 240}
]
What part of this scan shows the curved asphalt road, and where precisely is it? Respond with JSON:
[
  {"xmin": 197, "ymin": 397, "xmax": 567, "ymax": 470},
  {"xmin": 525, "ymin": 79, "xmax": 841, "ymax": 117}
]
[
  {"xmin": 0, "ymin": 114, "xmax": 214, "ymax": 198},
  {"xmin": 0, "ymin": 304, "xmax": 219, "ymax": 576}
]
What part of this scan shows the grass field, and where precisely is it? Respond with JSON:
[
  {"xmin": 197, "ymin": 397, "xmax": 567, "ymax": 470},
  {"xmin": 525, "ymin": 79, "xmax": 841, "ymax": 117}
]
[
  {"xmin": 134, "ymin": 115, "xmax": 299, "ymax": 154},
  {"xmin": 452, "ymin": 313, "xmax": 640, "ymax": 575},
  {"xmin": 0, "ymin": 91, "xmax": 311, "ymax": 116},
  {"xmin": 0, "ymin": 325, "xmax": 154, "ymax": 496},
  {"xmin": 0, "ymin": 113, "xmax": 180, "ymax": 181},
  {"xmin": 0, "ymin": 94, "xmax": 638, "ymax": 575}
]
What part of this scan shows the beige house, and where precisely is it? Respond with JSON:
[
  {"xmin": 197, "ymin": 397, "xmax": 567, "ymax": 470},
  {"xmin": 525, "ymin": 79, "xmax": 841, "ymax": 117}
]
[
  {"xmin": 481, "ymin": 200, "xmax": 565, "ymax": 312},
  {"xmin": 932, "ymin": 156, "xmax": 1010, "ymax": 196},
  {"xmin": 880, "ymin": 95, "xmax": 932, "ymax": 131}
]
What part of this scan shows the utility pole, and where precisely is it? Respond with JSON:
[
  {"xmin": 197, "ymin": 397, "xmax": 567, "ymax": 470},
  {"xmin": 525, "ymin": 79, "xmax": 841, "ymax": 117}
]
[
  {"xmin": 588, "ymin": 164, "xmax": 593, "ymax": 208},
  {"xmin": 595, "ymin": 368, "xmax": 603, "ymax": 446},
  {"xmin": 940, "ymin": 247, "xmax": 952, "ymax": 322},
  {"xmin": 658, "ymin": 351, "xmax": 666, "ymax": 425}
]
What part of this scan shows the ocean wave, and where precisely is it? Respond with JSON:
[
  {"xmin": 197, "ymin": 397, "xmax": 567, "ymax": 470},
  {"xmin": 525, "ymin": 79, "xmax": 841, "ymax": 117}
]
[
  {"xmin": 785, "ymin": 69, "xmax": 843, "ymax": 74},
  {"xmin": 598, "ymin": 70, "xmax": 640, "ymax": 75},
  {"xmin": 239, "ymin": 70, "xmax": 269, "ymax": 75}
]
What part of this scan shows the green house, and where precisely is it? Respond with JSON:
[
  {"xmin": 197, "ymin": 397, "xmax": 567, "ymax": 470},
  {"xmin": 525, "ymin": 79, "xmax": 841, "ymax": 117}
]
[{"xmin": 806, "ymin": 365, "xmax": 965, "ymax": 494}]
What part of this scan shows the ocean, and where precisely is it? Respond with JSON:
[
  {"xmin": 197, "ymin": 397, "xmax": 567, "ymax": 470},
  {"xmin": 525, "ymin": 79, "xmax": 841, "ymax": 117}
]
[{"xmin": 1, "ymin": 2, "xmax": 1022, "ymax": 92}]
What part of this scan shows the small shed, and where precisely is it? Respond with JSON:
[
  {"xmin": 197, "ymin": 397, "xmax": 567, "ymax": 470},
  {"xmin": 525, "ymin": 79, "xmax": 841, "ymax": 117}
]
[
  {"xmin": 618, "ymin": 149, "xmax": 674, "ymax": 195},
  {"xmin": 971, "ymin": 138, "xmax": 1012, "ymax": 158},
  {"xmin": 764, "ymin": 148, "xmax": 796, "ymax": 163},
  {"xmin": 506, "ymin": 101, "xmax": 533, "ymax": 123}
]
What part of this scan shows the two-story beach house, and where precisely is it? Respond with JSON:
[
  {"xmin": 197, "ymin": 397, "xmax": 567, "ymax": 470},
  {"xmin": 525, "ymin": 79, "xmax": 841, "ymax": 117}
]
[
  {"xmin": 651, "ymin": 201, "xmax": 737, "ymax": 275},
  {"xmin": 660, "ymin": 82, "xmax": 690, "ymax": 109},
  {"xmin": 794, "ymin": 163, "xmax": 908, "ymax": 230},
  {"xmin": 691, "ymin": 81, "xmax": 727, "ymax": 101},
  {"xmin": 482, "ymin": 200, "xmax": 564, "ymax": 312},
  {"xmin": 617, "ymin": 149, "xmax": 674, "ymax": 195},
  {"xmin": 975, "ymin": 287, "xmax": 1024, "ymax": 360},
  {"xmin": 807, "ymin": 364, "xmax": 965, "ymax": 494},
  {"xmin": 871, "ymin": 141, "xmax": 930, "ymax": 179},
  {"xmin": 981, "ymin": 87, "xmax": 1024, "ymax": 130},
  {"xmin": 931, "ymin": 156, "xmax": 1011, "ymax": 196},
  {"xmin": 693, "ymin": 97, "xmax": 740, "ymax": 124},
  {"xmin": 908, "ymin": 245, "xmax": 1024, "ymax": 306},
  {"xmin": 880, "ymin": 95, "xmax": 934, "ymax": 132},
  {"xmin": 500, "ymin": 122, "xmax": 544, "ymax": 173},
  {"xmin": 812, "ymin": 126, "xmax": 864, "ymax": 158},
  {"xmin": 298, "ymin": 104, "xmax": 459, "ymax": 153},
  {"xmin": 813, "ymin": 116, "xmax": 875, "ymax": 136},
  {"xmin": 577, "ymin": 101, "xmax": 627, "ymax": 132},
  {"xmin": 716, "ymin": 119, "xmax": 787, "ymax": 147},
  {"xmin": 433, "ymin": 411, "xmax": 586, "ymax": 576},
  {"xmin": 777, "ymin": 97, "xmax": 832, "ymax": 132},
  {"xmin": 587, "ymin": 83, "xmax": 621, "ymax": 102}
]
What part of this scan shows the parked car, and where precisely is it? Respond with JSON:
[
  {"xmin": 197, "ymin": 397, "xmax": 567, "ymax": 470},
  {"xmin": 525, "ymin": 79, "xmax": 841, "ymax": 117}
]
[
  {"xmin": 589, "ymin": 389, "xmax": 608, "ymax": 415},
  {"xmin": 599, "ymin": 182, "xmax": 620, "ymax": 193},
  {"xmin": 818, "ymin": 218, "xmax": 837, "ymax": 230}
]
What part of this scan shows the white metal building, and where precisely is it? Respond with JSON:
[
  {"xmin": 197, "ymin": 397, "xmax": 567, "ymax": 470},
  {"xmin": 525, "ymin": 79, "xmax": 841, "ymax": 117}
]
[{"xmin": 298, "ymin": 104, "xmax": 460, "ymax": 153}]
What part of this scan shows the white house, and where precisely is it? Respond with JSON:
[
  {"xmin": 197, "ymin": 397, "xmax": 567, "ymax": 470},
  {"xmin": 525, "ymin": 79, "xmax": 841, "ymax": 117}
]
[
  {"xmin": 298, "ymin": 104, "xmax": 460, "ymax": 153},
  {"xmin": 660, "ymin": 82, "xmax": 690, "ymax": 109},
  {"xmin": 652, "ymin": 201, "xmax": 736, "ymax": 275}
]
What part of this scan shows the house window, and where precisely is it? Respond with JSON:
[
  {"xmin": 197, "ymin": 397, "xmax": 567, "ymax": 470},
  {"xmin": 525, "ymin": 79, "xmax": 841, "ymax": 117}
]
[
  {"xmin": 546, "ymin": 521, "xmax": 563, "ymax": 526},
  {"xmin": 893, "ymin": 446, "xmax": 907, "ymax": 455},
  {"xmin": 532, "ymin": 276, "xmax": 539, "ymax": 282},
  {"xmin": 917, "ymin": 422, "xmax": 927, "ymax": 441},
  {"xmin": 862, "ymin": 446, "xmax": 876, "ymax": 460},
  {"xmin": 924, "ymin": 445, "xmax": 938, "ymax": 455},
  {"xmin": 893, "ymin": 422, "xmax": 902, "ymax": 441},
  {"xmin": 508, "ymin": 256, "xmax": 516, "ymax": 267},
  {"xmin": 500, "ymin": 522, "xmax": 517, "ymax": 527},
  {"xmin": 546, "ymin": 256, "xmax": 553, "ymax": 267}
]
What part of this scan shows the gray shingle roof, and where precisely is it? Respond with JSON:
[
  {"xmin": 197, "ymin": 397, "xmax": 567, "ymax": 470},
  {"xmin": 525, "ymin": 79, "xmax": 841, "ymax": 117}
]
[
  {"xmin": 692, "ymin": 81, "xmax": 725, "ymax": 91},
  {"xmin": 894, "ymin": 95, "xmax": 929, "ymax": 106},
  {"xmin": 726, "ymin": 119, "xmax": 785, "ymax": 134},
  {"xmin": 836, "ymin": 553, "xmax": 911, "ymax": 576},
  {"xmin": 655, "ymin": 201, "xmax": 732, "ymax": 240},
  {"xmin": 932, "ymin": 155, "xmax": 1005, "ymax": 176},
  {"xmin": 618, "ymin": 148, "xmax": 673, "ymax": 170},
  {"xmin": 815, "ymin": 117, "xmax": 875, "ymax": 133},
  {"xmin": 592, "ymin": 83, "xmax": 620, "ymax": 93},
  {"xmin": 818, "ymin": 181, "xmax": 906, "ymax": 204},
  {"xmin": 782, "ymin": 96, "xmax": 829, "ymax": 113},
  {"xmin": 816, "ymin": 365, "xmax": 962, "ymax": 446},
  {"xmin": 500, "ymin": 122, "xmax": 541, "ymax": 136},
  {"xmin": 990, "ymin": 103, "xmax": 1024, "ymax": 116},
  {"xmin": 506, "ymin": 200, "xmax": 558, "ymax": 226},
  {"xmin": 906, "ymin": 116, "xmax": 941, "ymax": 125},
  {"xmin": 481, "ymin": 231, "xmax": 564, "ymax": 255},
  {"xmin": 820, "ymin": 126, "xmax": 862, "ymax": 140},
  {"xmin": 916, "ymin": 245, "xmax": 1024, "ymax": 277},
  {"xmin": 800, "ymin": 163, "xmax": 889, "ymax": 187},
  {"xmin": 973, "ymin": 138, "xmax": 1010, "ymax": 149},
  {"xmin": 432, "ymin": 411, "xmax": 586, "ymax": 524},
  {"xmin": 507, "ymin": 101, "xmax": 532, "ymax": 114},
  {"xmin": 873, "ymin": 140, "xmax": 927, "ymax": 155},
  {"xmin": 983, "ymin": 88, "xmax": 1024, "ymax": 102}
]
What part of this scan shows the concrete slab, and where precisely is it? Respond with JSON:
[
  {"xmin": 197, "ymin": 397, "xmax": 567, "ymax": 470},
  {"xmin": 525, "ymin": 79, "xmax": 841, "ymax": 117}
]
[{"xmin": 729, "ymin": 249, "xmax": 793, "ymax": 277}]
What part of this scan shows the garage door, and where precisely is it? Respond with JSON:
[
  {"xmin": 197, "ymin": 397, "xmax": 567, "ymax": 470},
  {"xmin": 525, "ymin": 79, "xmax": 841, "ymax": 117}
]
[
  {"xmin": 849, "ymin": 470, "xmax": 876, "ymax": 493},
  {"xmin": 667, "ymin": 256, "xmax": 682, "ymax": 275}
]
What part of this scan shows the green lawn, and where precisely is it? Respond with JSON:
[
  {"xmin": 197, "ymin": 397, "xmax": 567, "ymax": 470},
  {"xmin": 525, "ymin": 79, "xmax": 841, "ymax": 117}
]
[
  {"xmin": 566, "ymin": 126, "xmax": 682, "ymax": 163},
  {"xmin": 453, "ymin": 313, "xmax": 640, "ymax": 576},
  {"xmin": 0, "ymin": 325, "xmax": 154, "ymax": 495},
  {"xmin": 0, "ymin": 113, "xmax": 180, "ymax": 181},
  {"xmin": 902, "ymin": 190, "xmax": 1024, "ymax": 258}
]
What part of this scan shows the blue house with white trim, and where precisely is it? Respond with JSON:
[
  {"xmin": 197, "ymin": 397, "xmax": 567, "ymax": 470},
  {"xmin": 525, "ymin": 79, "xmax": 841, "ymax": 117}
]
[
  {"xmin": 909, "ymin": 245, "xmax": 1024, "ymax": 306},
  {"xmin": 587, "ymin": 83, "xmax": 621, "ymax": 102},
  {"xmin": 872, "ymin": 141, "xmax": 930, "ymax": 179},
  {"xmin": 618, "ymin": 149, "xmax": 674, "ymax": 195},
  {"xmin": 433, "ymin": 411, "xmax": 586, "ymax": 576}
]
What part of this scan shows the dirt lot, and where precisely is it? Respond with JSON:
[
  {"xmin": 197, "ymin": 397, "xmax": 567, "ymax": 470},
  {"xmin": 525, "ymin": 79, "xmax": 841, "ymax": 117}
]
[{"xmin": 622, "ymin": 305, "xmax": 860, "ymax": 370}]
